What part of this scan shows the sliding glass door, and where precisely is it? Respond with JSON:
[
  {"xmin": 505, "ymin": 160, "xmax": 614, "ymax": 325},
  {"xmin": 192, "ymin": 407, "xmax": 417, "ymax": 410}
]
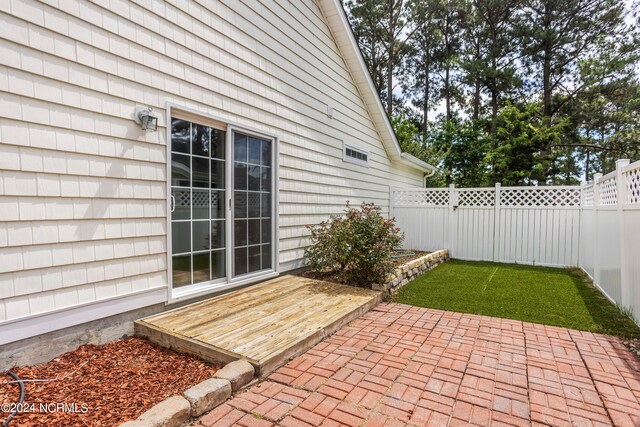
[
  {"xmin": 232, "ymin": 132, "xmax": 272, "ymax": 277},
  {"xmin": 169, "ymin": 114, "xmax": 275, "ymax": 297},
  {"xmin": 170, "ymin": 119, "xmax": 227, "ymax": 289}
]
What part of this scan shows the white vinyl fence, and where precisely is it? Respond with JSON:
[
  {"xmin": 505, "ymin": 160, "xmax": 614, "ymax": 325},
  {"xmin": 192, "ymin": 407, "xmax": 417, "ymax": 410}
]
[{"xmin": 391, "ymin": 159, "xmax": 640, "ymax": 321}]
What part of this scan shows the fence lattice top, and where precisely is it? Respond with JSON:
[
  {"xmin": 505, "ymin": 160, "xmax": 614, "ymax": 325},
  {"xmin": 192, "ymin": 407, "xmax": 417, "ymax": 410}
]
[
  {"xmin": 394, "ymin": 160, "xmax": 640, "ymax": 208},
  {"xmin": 500, "ymin": 188, "xmax": 581, "ymax": 207},
  {"xmin": 598, "ymin": 176, "xmax": 618, "ymax": 206},
  {"xmin": 625, "ymin": 167, "xmax": 640, "ymax": 204},
  {"xmin": 393, "ymin": 189, "xmax": 449, "ymax": 207},
  {"xmin": 175, "ymin": 189, "xmax": 222, "ymax": 208},
  {"xmin": 394, "ymin": 186, "xmax": 581, "ymax": 208},
  {"xmin": 582, "ymin": 185, "xmax": 594, "ymax": 207},
  {"xmin": 458, "ymin": 190, "xmax": 494, "ymax": 207}
]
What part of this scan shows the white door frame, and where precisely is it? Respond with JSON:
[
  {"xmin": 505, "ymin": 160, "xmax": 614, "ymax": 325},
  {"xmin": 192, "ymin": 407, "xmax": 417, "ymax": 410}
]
[{"xmin": 165, "ymin": 103, "xmax": 279, "ymax": 303}]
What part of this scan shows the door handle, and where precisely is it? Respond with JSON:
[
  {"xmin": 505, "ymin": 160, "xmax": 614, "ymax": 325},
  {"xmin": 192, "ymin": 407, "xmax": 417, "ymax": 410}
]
[{"xmin": 170, "ymin": 195, "xmax": 175, "ymax": 213}]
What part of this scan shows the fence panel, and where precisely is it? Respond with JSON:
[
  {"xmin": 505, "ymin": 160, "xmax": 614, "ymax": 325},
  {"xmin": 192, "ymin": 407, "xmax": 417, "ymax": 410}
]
[
  {"xmin": 391, "ymin": 158, "xmax": 640, "ymax": 324},
  {"xmin": 579, "ymin": 207, "xmax": 595, "ymax": 279},
  {"xmin": 597, "ymin": 209, "xmax": 622, "ymax": 302},
  {"xmin": 393, "ymin": 185, "xmax": 582, "ymax": 267},
  {"xmin": 392, "ymin": 188, "xmax": 449, "ymax": 252},
  {"xmin": 454, "ymin": 188, "xmax": 495, "ymax": 261},
  {"xmin": 623, "ymin": 163, "xmax": 640, "ymax": 321}
]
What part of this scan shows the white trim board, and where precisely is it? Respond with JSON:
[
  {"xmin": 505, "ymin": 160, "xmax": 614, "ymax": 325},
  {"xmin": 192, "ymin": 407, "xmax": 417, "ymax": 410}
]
[{"xmin": 0, "ymin": 287, "xmax": 167, "ymax": 346}]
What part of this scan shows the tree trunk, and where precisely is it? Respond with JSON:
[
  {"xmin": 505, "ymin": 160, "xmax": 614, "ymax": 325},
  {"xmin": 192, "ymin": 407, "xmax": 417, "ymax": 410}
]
[
  {"xmin": 423, "ymin": 50, "xmax": 430, "ymax": 141},
  {"xmin": 386, "ymin": 0, "xmax": 394, "ymax": 117},
  {"xmin": 444, "ymin": 19, "xmax": 452, "ymax": 121},
  {"xmin": 585, "ymin": 150, "xmax": 590, "ymax": 181},
  {"xmin": 472, "ymin": 82, "xmax": 480, "ymax": 121},
  {"xmin": 542, "ymin": 4, "xmax": 553, "ymax": 118},
  {"xmin": 445, "ymin": 64, "xmax": 451, "ymax": 120},
  {"xmin": 387, "ymin": 54, "xmax": 394, "ymax": 116},
  {"xmin": 472, "ymin": 41, "xmax": 480, "ymax": 121},
  {"xmin": 490, "ymin": 42, "xmax": 498, "ymax": 135}
]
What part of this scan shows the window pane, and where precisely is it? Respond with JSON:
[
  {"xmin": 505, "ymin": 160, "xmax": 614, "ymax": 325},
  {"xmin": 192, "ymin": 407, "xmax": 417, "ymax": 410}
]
[
  {"xmin": 248, "ymin": 192, "xmax": 260, "ymax": 218},
  {"xmin": 192, "ymin": 124, "xmax": 210, "ymax": 157},
  {"xmin": 172, "ymin": 255, "xmax": 191, "ymax": 287},
  {"xmin": 260, "ymin": 167, "xmax": 271, "ymax": 192},
  {"xmin": 192, "ymin": 252, "xmax": 210, "ymax": 284},
  {"xmin": 234, "ymin": 134, "xmax": 247, "ymax": 162},
  {"xmin": 248, "ymin": 137, "xmax": 261, "ymax": 164},
  {"xmin": 261, "ymin": 139, "xmax": 271, "ymax": 166},
  {"xmin": 234, "ymin": 247, "xmax": 247, "ymax": 276},
  {"xmin": 212, "ymin": 249, "xmax": 225, "ymax": 279},
  {"xmin": 192, "ymin": 189, "xmax": 209, "ymax": 220},
  {"xmin": 261, "ymin": 193, "xmax": 270, "ymax": 218},
  {"xmin": 211, "ymin": 129, "xmax": 225, "ymax": 160},
  {"xmin": 248, "ymin": 165, "xmax": 260, "ymax": 191},
  {"xmin": 234, "ymin": 191, "xmax": 247, "ymax": 219},
  {"xmin": 248, "ymin": 219, "xmax": 261, "ymax": 245},
  {"xmin": 261, "ymin": 244, "xmax": 272, "ymax": 270},
  {"xmin": 172, "ymin": 188, "xmax": 190, "ymax": 220},
  {"xmin": 234, "ymin": 219, "xmax": 247, "ymax": 247},
  {"xmin": 261, "ymin": 219, "xmax": 271, "ymax": 243},
  {"xmin": 192, "ymin": 157, "xmax": 209, "ymax": 188},
  {"xmin": 211, "ymin": 159, "xmax": 225, "ymax": 189},
  {"xmin": 211, "ymin": 220, "xmax": 225, "ymax": 249},
  {"xmin": 234, "ymin": 163, "xmax": 247, "ymax": 190},
  {"xmin": 172, "ymin": 222, "xmax": 190, "ymax": 254},
  {"xmin": 192, "ymin": 220, "xmax": 210, "ymax": 251},
  {"xmin": 171, "ymin": 153, "xmax": 190, "ymax": 187},
  {"xmin": 171, "ymin": 119, "xmax": 190, "ymax": 154},
  {"xmin": 248, "ymin": 245, "xmax": 261, "ymax": 273},
  {"xmin": 211, "ymin": 190, "xmax": 225, "ymax": 219}
]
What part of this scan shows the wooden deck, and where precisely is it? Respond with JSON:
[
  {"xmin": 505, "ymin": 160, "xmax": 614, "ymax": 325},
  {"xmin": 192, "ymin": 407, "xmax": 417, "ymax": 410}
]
[{"xmin": 135, "ymin": 275, "xmax": 381, "ymax": 375}]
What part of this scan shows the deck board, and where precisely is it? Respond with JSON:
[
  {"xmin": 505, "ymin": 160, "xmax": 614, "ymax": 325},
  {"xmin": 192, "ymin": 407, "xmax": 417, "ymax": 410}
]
[{"xmin": 135, "ymin": 275, "xmax": 381, "ymax": 375}]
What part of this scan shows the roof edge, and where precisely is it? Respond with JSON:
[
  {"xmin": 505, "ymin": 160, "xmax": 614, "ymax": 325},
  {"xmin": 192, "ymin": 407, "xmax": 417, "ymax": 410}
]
[
  {"xmin": 317, "ymin": 0, "xmax": 437, "ymax": 175},
  {"xmin": 400, "ymin": 152, "xmax": 438, "ymax": 174}
]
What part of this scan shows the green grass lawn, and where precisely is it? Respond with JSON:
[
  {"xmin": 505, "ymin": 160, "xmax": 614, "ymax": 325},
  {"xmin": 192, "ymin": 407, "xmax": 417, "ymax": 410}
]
[{"xmin": 394, "ymin": 259, "xmax": 640, "ymax": 338}]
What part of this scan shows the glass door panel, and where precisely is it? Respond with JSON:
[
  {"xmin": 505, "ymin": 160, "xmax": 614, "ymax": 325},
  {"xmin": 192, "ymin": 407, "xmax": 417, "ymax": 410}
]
[
  {"xmin": 170, "ymin": 117, "xmax": 274, "ymax": 291},
  {"xmin": 232, "ymin": 132, "xmax": 273, "ymax": 277},
  {"xmin": 170, "ymin": 118, "xmax": 227, "ymax": 289}
]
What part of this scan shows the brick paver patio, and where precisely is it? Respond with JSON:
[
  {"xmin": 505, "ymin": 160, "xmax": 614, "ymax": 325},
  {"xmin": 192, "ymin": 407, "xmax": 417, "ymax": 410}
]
[{"xmin": 196, "ymin": 303, "xmax": 640, "ymax": 426}]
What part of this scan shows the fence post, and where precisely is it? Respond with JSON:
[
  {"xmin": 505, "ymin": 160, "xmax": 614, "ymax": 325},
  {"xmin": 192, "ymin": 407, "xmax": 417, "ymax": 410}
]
[
  {"xmin": 616, "ymin": 159, "xmax": 630, "ymax": 310},
  {"xmin": 593, "ymin": 173, "xmax": 602, "ymax": 288},
  {"xmin": 448, "ymin": 184, "xmax": 457, "ymax": 257},
  {"xmin": 493, "ymin": 183, "xmax": 501, "ymax": 262},
  {"xmin": 577, "ymin": 181, "xmax": 586, "ymax": 268}
]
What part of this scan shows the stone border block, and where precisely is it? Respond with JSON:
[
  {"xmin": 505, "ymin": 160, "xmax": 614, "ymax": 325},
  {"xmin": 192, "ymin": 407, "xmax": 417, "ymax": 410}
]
[
  {"xmin": 119, "ymin": 360, "xmax": 256, "ymax": 427},
  {"xmin": 213, "ymin": 359, "xmax": 255, "ymax": 391},
  {"xmin": 183, "ymin": 378, "xmax": 232, "ymax": 417},
  {"xmin": 120, "ymin": 395, "xmax": 190, "ymax": 427},
  {"xmin": 374, "ymin": 249, "xmax": 450, "ymax": 295}
]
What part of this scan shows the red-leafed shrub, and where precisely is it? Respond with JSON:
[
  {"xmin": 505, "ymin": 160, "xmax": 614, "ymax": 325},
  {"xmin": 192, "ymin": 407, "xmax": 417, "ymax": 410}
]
[{"xmin": 304, "ymin": 202, "xmax": 403, "ymax": 286}]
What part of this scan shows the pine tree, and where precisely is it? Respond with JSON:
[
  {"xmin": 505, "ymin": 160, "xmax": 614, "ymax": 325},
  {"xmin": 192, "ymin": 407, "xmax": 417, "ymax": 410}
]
[
  {"xmin": 403, "ymin": 1, "xmax": 442, "ymax": 137},
  {"xmin": 432, "ymin": 0, "xmax": 469, "ymax": 121},
  {"xmin": 516, "ymin": 0, "xmax": 626, "ymax": 120}
]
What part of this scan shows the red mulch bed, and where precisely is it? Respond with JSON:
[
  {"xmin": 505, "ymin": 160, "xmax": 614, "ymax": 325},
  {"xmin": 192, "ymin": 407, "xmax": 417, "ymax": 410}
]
[{"xmin": 0, "ymin": 337, "xmax": 220, "ymax": 427}]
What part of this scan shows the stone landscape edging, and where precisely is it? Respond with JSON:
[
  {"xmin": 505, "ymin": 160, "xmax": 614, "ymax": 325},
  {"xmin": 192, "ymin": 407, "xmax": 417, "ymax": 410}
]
[
  {"xmin": 373, "ymin": 248, "xmax": 449, "ymax": 295},
  {"xmin": 119, "ymin": 359, "xmax": 255, "ymax": 427}
]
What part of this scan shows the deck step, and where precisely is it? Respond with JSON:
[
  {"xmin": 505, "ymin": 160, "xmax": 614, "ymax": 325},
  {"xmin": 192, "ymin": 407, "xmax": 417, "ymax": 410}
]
[{"xmin": 135, "ymin": 275, "xmax": 381, "ymax": 375}]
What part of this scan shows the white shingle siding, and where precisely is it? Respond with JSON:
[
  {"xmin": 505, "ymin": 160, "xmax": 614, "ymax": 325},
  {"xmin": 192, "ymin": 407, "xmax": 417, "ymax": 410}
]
[{"xmin": 0, "ymin": 0, "xmax": 423, "ymax": 330}]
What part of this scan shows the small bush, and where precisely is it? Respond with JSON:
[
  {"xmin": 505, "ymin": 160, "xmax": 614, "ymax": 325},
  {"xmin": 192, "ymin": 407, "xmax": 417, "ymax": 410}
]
[{"xmin": 304, "ymin": 202, "xmax": 404, "ymax": 286}]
